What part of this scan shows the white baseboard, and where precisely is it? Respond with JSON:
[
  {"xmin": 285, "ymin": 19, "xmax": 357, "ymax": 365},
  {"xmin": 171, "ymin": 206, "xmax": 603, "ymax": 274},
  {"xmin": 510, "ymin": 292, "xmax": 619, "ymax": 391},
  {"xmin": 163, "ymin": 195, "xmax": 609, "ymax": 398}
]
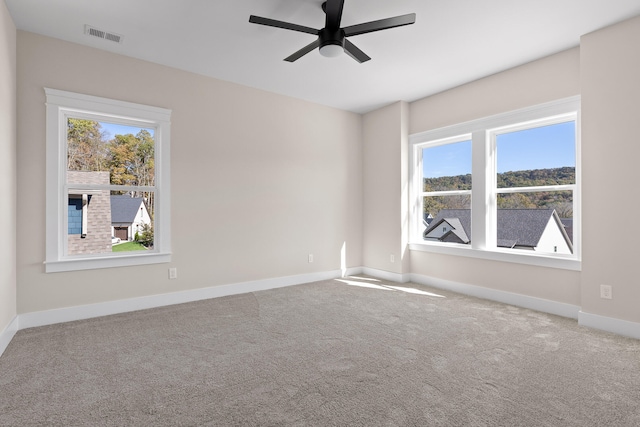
[
  {"xmin": 5, "ymin": 268, "xmax": 638, "ymax": 359},
  {"xmin": 578, "ymin": 311, "xmax": 640, "ymax": 340},
  {"xmin": 0, "ymin": 316, "xmax": 18, "ymax": 357},
  {"xmin": 361, "ymin": 267, "xmax": 411, "ymax": 283},
  {"xmin": 409, "ymin": 273, "xmax": 581, "ymax": 319},
  {"xmin": 18, "ymin": 268, "xmax": 362, "ymax": 331}
]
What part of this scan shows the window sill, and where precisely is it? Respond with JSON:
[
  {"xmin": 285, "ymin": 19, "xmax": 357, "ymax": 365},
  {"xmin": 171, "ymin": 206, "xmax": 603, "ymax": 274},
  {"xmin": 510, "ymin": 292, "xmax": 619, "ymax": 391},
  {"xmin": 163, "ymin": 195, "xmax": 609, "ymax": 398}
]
[
  {"xmin": 409, "ymin": 242, "xmax": 581, "ymax": 271},
  {"xmin": 45, "ymin": 252, "xmax": 172, "ymax": 273}
]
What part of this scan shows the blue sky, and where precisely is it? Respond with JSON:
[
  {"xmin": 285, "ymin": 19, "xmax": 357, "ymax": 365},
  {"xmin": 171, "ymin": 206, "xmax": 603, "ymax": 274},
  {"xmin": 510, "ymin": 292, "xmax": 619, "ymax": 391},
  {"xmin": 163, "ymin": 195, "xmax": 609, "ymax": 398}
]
[
  {"xmin": 99, "ymin": 121, "xmax": 155, "ymax": 140},
  {"xmin": 423, "ymin": 140, "xmax": 472, "ymax": 178},
  {"xmin": 423, "ymin": 121, "xmax": 575, "ymax": 178}
]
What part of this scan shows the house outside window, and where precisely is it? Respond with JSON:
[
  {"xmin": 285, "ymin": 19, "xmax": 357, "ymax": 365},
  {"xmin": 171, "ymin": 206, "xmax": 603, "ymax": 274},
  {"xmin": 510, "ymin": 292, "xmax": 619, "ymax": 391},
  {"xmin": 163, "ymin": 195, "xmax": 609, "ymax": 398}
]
[
  {"xmin": 410, "ymin": 97, "xmax": 580, "ymax": 270},
  {"xmin": 66, "ymin": 171, "xmax": 111, "ymax": 255},
  {"xmin": 110, "ymin": 195, "xmax": 152, "ymax": 242},
  {"xmin": 45, "ymin": 88, "xmax": 172, "ymax": 272}
]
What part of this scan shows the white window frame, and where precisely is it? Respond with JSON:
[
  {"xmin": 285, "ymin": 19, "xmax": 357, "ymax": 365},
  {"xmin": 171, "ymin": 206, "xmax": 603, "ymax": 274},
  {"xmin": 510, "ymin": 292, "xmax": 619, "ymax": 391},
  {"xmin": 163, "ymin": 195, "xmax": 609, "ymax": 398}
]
[
  {"xmin": 409, "ymin": 96, "xmax": 580, "ymax": 271},
  {"xmin": 45, "ymin": 88, "xmax": 172, "ymax": 272}
]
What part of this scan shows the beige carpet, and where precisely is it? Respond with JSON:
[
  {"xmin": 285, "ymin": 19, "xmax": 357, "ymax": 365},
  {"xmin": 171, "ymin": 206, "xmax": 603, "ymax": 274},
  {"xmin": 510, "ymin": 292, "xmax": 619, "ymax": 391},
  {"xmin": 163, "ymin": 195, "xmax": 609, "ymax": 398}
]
[{"xmin": 1, "ymin": 276, "xmax": 639, "ymax": 426}]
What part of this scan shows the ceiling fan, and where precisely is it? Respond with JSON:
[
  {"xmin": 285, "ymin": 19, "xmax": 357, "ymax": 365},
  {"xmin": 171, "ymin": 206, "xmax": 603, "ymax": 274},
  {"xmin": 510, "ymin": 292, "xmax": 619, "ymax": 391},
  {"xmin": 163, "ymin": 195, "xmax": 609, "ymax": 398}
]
[{"xmin": 249, "ymin": 0, "xmax": 416, "ymax": 63}]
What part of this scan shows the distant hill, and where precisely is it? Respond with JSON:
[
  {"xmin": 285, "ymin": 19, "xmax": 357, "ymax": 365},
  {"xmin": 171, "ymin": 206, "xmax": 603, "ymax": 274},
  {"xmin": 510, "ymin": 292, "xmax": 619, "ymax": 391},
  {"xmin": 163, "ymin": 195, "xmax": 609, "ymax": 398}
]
[
  {"xmin": 423, "ymin": 167, "xmax": 575, "ymax": 218},
  {"xmin": 497, "ymin": 166, "xmax": 575, "ymax": 188}
]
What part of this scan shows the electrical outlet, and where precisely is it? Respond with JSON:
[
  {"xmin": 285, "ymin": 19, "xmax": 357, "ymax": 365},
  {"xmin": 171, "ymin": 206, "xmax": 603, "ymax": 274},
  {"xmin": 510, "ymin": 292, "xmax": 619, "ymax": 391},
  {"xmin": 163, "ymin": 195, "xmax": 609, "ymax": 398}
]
[
  {"xmin": 600, "ymin": 284, "xmax": 612, "ymax": 299},
  {"xmin": 308, "ymin": 254, "xmax": 314, "ymax": 263},
  {"xmin": 390, "ymin": 254, "xmax": 395, "ymax": 263},
  {"xmin": 169, "ymin": 267, "xmax": 177, "ymax": 279}
]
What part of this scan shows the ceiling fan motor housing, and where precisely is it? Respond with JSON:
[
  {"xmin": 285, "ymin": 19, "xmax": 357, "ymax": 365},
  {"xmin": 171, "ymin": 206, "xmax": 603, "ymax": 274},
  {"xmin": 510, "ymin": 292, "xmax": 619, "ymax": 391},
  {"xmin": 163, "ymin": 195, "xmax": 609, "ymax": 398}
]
[{"xmin": 319, "ymin": 27, "xmax": 345, "ymax": 49}]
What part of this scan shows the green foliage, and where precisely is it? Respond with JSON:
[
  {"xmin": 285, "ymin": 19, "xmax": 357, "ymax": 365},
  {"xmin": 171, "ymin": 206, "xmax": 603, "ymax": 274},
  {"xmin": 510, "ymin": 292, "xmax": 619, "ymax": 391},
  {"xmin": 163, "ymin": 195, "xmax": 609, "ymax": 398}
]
[
  {"xmin": 107, "ymin": 131, "xmax": 155, "ymax": 217},
  {"xmin": 134, "ymin": 231, "xmax": 140, "ymax": 242},
  {"xmin": 424, "ymin": 174, "xmax": 472, "ymax": 192},
  {"xmin": 497, "ymin": 166, "xmax": 575, "ymax": 188},
  {"xmin": 108, "ymin": 134, "xmax": 137, "ymax": 186},
  {"xmin": 138, "ymin": 223, "xmax": 154, "ymax": 248},
  {"xmin": 424, "ymin": 167, "xmax": 575, "ymax": 218},
  {"xmin": 107, "ymin": 131, "xmax": 155, "ymax": 187},
  {"xmin": 423, "ymin": 195, "xmax": 471, "ymax": 220},
  {"xmin": 67, "ymin": 119, "xmax": 156, "ymax": 219},
  {"xmin": 112, "ymin": 241, "xmax": 147, "ymax": 252},
  {"xmin": 497, "ymin": 193, "xmax": 537, "ymax": 209},
  {"xmin": 67, "ymin": 119, "xmax": 108, "ymax": 171}
]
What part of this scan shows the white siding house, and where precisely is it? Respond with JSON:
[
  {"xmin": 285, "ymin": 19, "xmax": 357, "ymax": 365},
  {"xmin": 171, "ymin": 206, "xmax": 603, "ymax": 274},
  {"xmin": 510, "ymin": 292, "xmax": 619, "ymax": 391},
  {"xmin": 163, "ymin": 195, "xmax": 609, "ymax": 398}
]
[
  {"xmin": 111, "ymin": 196, "xmax": 152, "ymax": 242},
  {"xmin": 536, "ymin": 214, "xmax": 573, "ymax": 254},
  {"xmin": 424, "ymin": 209, "xmax": 573, "ymax": 254}
]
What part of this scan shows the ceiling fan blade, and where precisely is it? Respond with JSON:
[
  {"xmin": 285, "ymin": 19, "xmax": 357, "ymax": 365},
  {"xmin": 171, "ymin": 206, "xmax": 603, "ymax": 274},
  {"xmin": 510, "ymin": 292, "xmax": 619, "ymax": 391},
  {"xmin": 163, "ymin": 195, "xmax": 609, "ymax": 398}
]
[
  {"xmin": 249, "ymin": 15, "xmax": 318, "ymax": 35},
  {"xmin": 324, "ymin": 0, "xmax": 345, "ymax": 29},
  {"xmin": 284, "ymin": 39, "xmax": 321, "ymax": 62},
  {"xmin": 343, "ymin": 13, "xmax": 416, "ymax": 37},
  {"xmin": 343, "ymin": 39, "xmax": 371, "ymax": 63}
]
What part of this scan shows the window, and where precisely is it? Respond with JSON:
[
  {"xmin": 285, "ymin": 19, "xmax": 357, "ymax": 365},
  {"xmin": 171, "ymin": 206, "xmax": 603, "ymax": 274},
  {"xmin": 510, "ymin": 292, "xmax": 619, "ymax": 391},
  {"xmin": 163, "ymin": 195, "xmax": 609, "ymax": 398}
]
[
  {"xmin": 421, "ymin": 137, "xmax": 472, "ymax": 245},
  {"xmin": 493, "ymin": 119, "xmax": 575, "ymax": 255},
  {"xmin": 410, "ymin": 97, "xmax": 580, "ymax": 270},
  {"xmin": 45, "ymin": 88, "xmax": 172, "ymax": 272}
]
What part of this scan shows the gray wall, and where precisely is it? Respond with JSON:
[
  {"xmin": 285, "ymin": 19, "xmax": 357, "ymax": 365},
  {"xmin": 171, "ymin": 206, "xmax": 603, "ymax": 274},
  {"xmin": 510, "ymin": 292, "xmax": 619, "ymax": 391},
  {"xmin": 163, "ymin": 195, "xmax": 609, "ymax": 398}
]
[
  {"xmin": 16, "ymin": 31, "xmax": 362, "ymax": 314},
  {"xmin": 0, "ymin": 0, "xmax": 17, "ymax": 335},
  {"xmin": 580, "ymin": 15, "xmax": 640, "ymax": 324}
]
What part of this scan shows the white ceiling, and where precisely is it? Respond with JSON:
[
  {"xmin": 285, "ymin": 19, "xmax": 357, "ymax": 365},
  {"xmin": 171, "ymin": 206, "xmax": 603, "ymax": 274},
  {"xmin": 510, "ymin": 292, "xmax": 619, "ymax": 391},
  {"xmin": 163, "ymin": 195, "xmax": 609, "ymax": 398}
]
[{"xmin": 6, "ymin": 0, "xmax": 640, "ymax": 113}]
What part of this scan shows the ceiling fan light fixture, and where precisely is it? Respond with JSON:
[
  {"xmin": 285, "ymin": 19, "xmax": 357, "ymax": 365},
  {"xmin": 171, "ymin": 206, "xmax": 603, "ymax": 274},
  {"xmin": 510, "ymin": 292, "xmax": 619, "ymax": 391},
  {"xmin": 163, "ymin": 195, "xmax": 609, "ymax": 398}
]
[{"xmin": 319, "ymin": 43, "xmax": 343, "ymax": 58}]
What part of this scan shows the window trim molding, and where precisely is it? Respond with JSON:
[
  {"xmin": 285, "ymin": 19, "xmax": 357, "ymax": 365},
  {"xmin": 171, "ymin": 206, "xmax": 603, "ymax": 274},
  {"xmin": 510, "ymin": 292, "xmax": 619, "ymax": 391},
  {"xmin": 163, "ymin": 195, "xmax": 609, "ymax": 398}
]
[
  {"xmin": 409, "ymin": 96, "xmax": 581, "ymax": 271},
  {"xmin": 45, "ymin": 88, "xmax": 172, "ymax": 272}
]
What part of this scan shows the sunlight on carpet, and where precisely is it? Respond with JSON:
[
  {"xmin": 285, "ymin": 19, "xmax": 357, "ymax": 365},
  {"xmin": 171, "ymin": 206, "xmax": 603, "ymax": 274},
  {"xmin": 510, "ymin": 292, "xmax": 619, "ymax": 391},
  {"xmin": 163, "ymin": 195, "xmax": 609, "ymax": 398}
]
[{"xmin": 334, "ymin": 277, "xmax": 445, "ymax": 298}]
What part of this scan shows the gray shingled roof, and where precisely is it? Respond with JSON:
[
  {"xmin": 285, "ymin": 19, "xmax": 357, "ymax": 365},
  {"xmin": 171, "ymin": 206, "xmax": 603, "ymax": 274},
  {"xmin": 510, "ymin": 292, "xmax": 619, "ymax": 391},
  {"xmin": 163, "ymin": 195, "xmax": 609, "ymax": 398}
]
[
  {"xmin": 444, "ymin": 218, "xmax": 469, "ymax": 243},
  {"xmin": 427, "ymin": 216, "xmax": 470, "ymax": 244},
  {"xmin": 423, "ymin": 209, "xmax": 471, "ymax": 242},
  {"xmin": 111, "ymin": 195, "xmax": 144, "ymax": 223},
  {"xmin": 498, "ymin": 209, "xmax": 554, "ymax": 248},
  {"xmin": 560, "ymin": 218, "xmax": 573, "ymax": 243},
  {"xmin": 423, "ymin": 208, "xmax": 562, "ymax": 248}
]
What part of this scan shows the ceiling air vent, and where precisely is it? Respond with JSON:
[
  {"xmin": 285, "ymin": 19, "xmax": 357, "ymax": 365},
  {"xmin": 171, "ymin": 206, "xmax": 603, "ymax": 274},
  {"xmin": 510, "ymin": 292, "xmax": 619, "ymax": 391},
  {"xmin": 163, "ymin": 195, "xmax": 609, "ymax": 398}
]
[{"xmin": 84, "ymin": 25, "xmax": 123, "ymax": 44}]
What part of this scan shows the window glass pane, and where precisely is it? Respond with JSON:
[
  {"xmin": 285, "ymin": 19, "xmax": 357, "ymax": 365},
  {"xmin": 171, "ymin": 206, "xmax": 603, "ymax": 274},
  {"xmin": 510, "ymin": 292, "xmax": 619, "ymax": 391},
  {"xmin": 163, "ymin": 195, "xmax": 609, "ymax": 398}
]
[
  {"xmin": 111, "ymin": 191, "xmax": 155, "ymax": 253},
  {"xmin": 496, "ymin": 121, "xmax": 575, "ymax": 188},
  {"xmin": 67, "ymin": 119, "xmax": 155, "ymax": 185},
  {"xmin": 422, "ymin": 195, "xmax": 471, "ymax": 244},
  {"xmin": 66, "ymin": 119, "xmax": 109, "ymax": 173},
  {"xmin": 65, "ymin": 118, "xmax": 156, "ymax": 256},
  {"xmin": 496, "ymin": 191, "xmax": 573, "ymax": 254},
  {"xmin": 66, "ymin": 188, "xmax": 112, "ymax": 256},
  {"xmin": 423, "ymin": 140, "xmax": 472, "ymax": 191},
  {"xmin": 65, "ymin": 190, "xmax": 155, "ymax": 255}
]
